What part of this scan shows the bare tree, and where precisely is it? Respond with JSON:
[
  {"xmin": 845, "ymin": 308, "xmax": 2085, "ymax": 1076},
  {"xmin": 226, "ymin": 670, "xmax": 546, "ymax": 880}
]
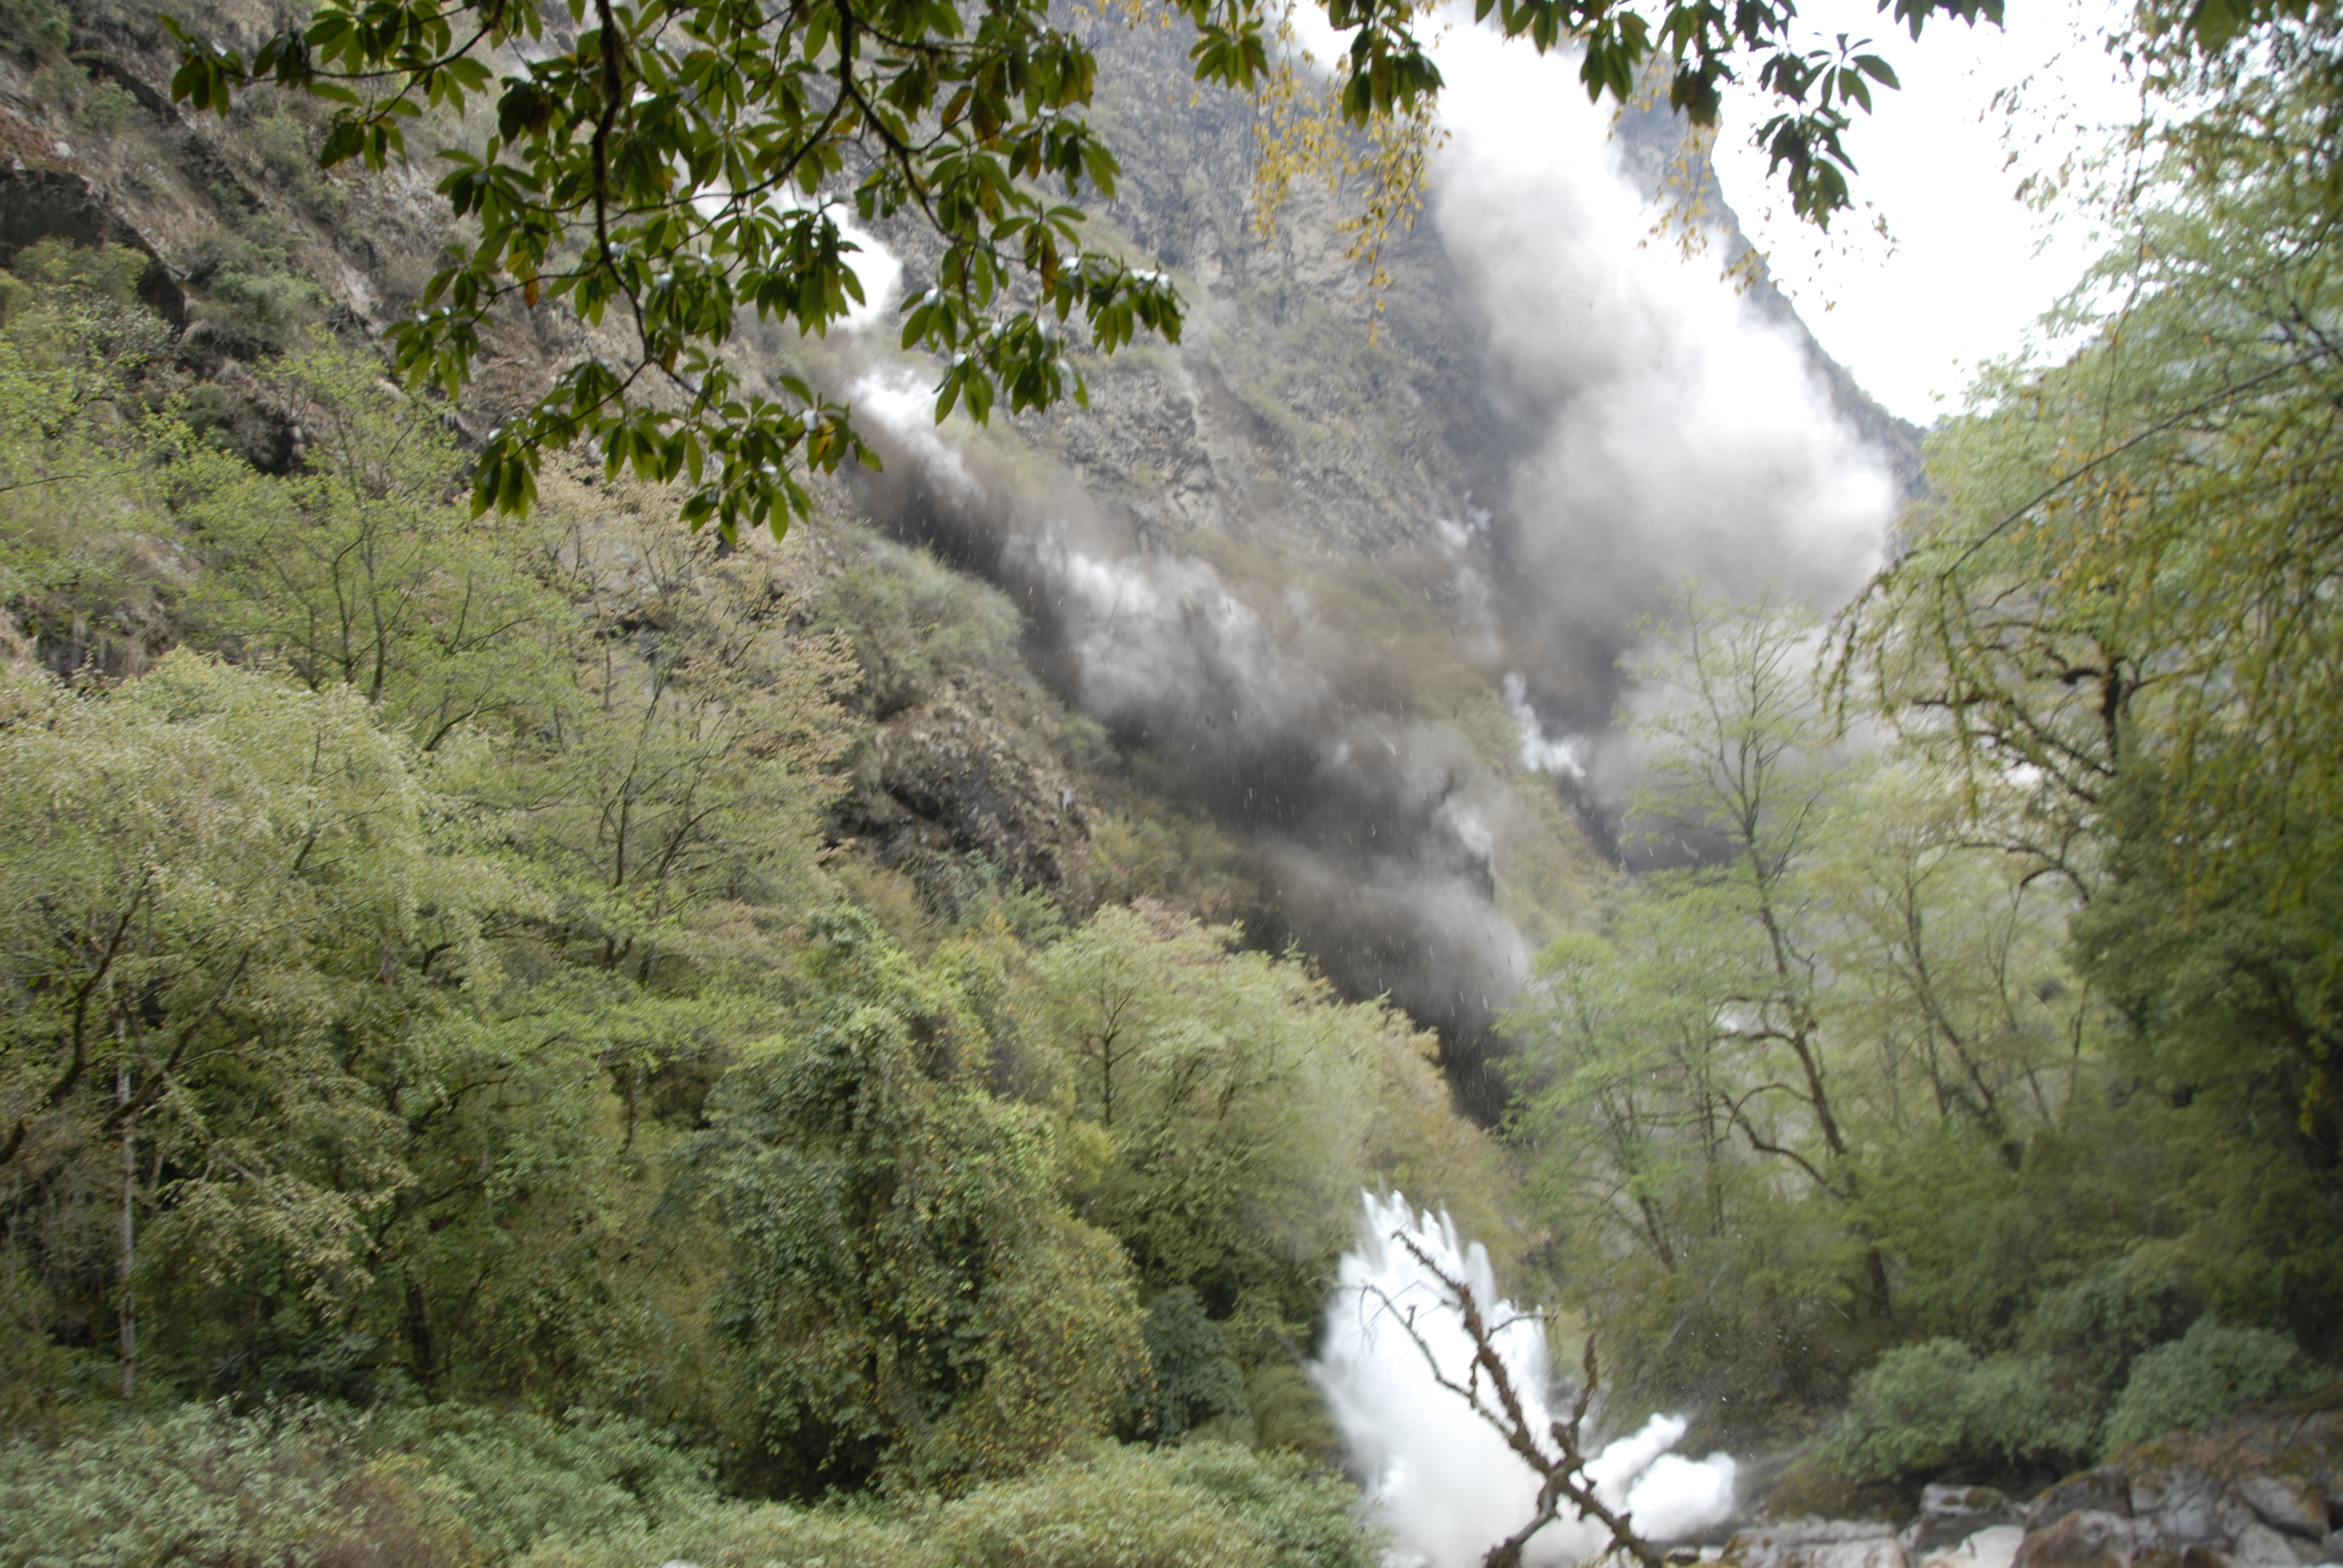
[{"xmin": 1368, "ymin": 1230, "xmax": 1666, "ymax": 1568}]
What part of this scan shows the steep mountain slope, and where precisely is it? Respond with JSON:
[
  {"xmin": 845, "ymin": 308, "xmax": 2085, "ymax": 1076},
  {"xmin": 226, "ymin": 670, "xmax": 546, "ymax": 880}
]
[
  {"xmin": 0, "ymin": 0, "xmax": 1915, "ymax": 1114},
  {"xmin": 822, "ymin": 16, "xmax": 1920, "ymax": 1108}
]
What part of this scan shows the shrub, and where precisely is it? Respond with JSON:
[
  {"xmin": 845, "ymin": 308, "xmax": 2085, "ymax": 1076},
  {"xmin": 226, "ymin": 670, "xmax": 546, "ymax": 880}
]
[
  {"xmin": 76, "ymin": 78, "xmax": 137, "ymax": 139},
  {"xmin": 1827, "ymin": 1339, "xmax": 1974, "ymax": 1478},
  {"xmin": 1827, "ymin": 1339, "xmax": 2096, "ymax": 1483},
  {"xmin": 1, "ymin": 1416, "xmax": 1378, "ymax": 1568},
  {"xmin": 0, "ymin": 1400, "xmax": 718, "ymax": 1568},
  {"xmin": 0, "ymin": 0, "xmax": 67, "ymax": 61},
  {"xmin": 2027, "ymin": 1257, "xmax": 2190, "ymax": 1411},
  {"xmin": 373, "ymin": 1405, "xmax": 716, "ymax": 1560},
  {"xmin": 248, "ymin": 111, "xmax": 347, "ymax": 222},
  {"xmin": 1138, "ymin": 1287, "xmax": 1250, "ymax": 1440},
  {"xmin": 2103, "ymin": 1318, "xmax": 2321, "ymax": 1452},
  {"xmin": 182, "ymin": 234, "xmax": 324, "ymax": 359},
  {"xmin": 0, "ymin": 1262, "xmax": 75, "ymax": 1436},
  {"xmin": 513, "ymin": 1440, "xmax": 1383, "ymax": 1568},
  {"xmin": 8, "ymin": 239, "xmax": 150, "ymax": 309},
  {"xmin": 813, "ymin": 534, "xmax": 1031, "ymax": 707}
]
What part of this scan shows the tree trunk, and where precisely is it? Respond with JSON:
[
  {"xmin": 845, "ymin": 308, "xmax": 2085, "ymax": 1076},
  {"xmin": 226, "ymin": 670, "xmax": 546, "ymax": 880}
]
[{"xmin": 117, "ymin": 1060, "xmax": 136, "ymax": 1401}]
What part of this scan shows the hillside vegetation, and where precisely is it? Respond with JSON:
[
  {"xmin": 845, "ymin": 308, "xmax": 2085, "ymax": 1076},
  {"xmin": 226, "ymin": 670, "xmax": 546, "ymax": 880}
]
[{"xmin": 0, "ymin": 242, "xmax": 1509, "ymax": 1555}]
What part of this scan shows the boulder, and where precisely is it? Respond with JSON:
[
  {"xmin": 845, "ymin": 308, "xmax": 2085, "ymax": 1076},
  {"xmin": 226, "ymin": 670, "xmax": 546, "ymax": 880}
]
[
  {"xmin": 1723, "ymin": 1520, "xmax": 1909, "ymax": 1568},
  {"xmin": 2238, "ymin": 1477, "xmax": 2332, "ymax": 1542},
  {"xmin": 2031, "ymin": 1471, "xmax": 2137, "ymax": 1534},
  {"xmin": 2012, "ymin": 1511, "xmax": 2145, "ymax": 1568},
  {"xmin": 2005, "ymin": 1464, "xmax": 2327, "ymax": 1568},
  {"xmin": 2006, "ymin": 1434, "xmax": 2343, "ymax": 1568},
  {"xmin": 2129, "ymin": 1466, "xmax": 2226, "ymax": 1544},
  {"xmin": 1768, "ymin": 1403, "xmax": 2343, "ymax": 1568},
  {"xmin": 2227, "ymin": 1519, "xmax": 2324, "ymax": 1566},
  {"xmin": 1919, "ymin": 1524, "xmax": 2027, "ymax": 1568},
  {"xmin": 1905, "ymin": 1487, "xmax": 2024, "ymax": 1556}
]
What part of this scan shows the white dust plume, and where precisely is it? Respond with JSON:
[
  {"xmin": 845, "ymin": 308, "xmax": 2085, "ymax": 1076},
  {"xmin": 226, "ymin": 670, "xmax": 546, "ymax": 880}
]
[{"xmin": 1314, "ymin": 1194, "xmax": 1737, "ymax": 1568}]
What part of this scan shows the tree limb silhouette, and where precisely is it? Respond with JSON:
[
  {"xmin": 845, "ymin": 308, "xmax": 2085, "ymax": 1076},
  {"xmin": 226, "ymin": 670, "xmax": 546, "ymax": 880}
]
[{"xmin": 1366, "ymin": 1229, "xmax": 1665, "ymax": 1568}]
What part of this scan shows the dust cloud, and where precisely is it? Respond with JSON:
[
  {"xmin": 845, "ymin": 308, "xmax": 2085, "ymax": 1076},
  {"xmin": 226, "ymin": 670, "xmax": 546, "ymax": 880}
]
[{"xmin": 828, "ymin": 21, "xmax": 1896, "ymax": 1108}]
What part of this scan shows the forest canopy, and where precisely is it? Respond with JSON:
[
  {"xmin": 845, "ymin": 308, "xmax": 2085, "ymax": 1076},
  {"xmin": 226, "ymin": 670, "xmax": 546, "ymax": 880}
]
[
  {"xmin": 0, "ymin": 227, "xmax": 1514, "ymax": 1555},
  {"xmin": 1489, "ymin": 0, "xmax": 2343, "ymax": 1480}
]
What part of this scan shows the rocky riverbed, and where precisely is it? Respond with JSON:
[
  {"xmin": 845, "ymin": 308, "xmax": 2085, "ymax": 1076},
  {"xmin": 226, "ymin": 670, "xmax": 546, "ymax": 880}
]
[{"xmin": 1715, "ymin": 1403, "xmax": 2343, "ymax": 1568}]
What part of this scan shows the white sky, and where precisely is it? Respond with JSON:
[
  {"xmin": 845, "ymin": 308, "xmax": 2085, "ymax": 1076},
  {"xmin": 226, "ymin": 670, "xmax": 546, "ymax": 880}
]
[
  {"xmin": 858, "ymin": 5, "xmax": 2142, "ymax": 420},
  {"xmin": 1706, "ymin": 0, "xmax": 2144, "ymax": 422},
  {"xmin": 1282, "ymin": 1, "xmax": 2146, "ymax": 425}
]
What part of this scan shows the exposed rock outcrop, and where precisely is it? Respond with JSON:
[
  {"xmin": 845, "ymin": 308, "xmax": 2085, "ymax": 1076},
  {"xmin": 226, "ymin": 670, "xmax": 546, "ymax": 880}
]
[
  {"xmin": 0, "ymin": 166, "xmax": 182, "ymax": 323},
  {"xmin": 1720, "ymin": 1511, "xmax": 2025, "ymax": 1568},
  {"xmin": 1735, "ymin": 1407, "xmax": 2343, "ymax": 1568},
  {"xmin": 2005, "ymin": 1402, "xmax": 2343, "ymax": 1568},
  {"xmin": 836, "ymin": 671, "xmax": 1095, "ymax": 915},
  {"xmin": 1725, "ymin": 1519, "xmax": 1913, "ymax": 1568},
  {"xmin": 1907, "ymin": 1486, "xmax": 2028, "ymax": 1556}
]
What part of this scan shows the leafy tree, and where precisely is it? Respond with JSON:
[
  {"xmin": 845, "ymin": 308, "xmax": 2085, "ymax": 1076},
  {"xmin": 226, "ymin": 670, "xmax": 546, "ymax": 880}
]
[
  {"xmin": 0, "ymin": 243, "xmax": 182, "ymax": 684},
  {"xmin": 1621, "ymin": 593, "xmax": 1859, "ymax": 1205},
  {"xmin": 1031, "ymin": 901, "xmax": 1501, "ymax": 1334},
  {"xmin": 180, "ymin": 336, "xmax": 571, "ymax": 750},
  {"xmin": 163, "ymin": 0, "xmax": 2006, "ymax": 535},
  {"xmin": 0, "ymin": 645, "xmax": 737, "ymax": 1412},
  {"xmin": 1812, "ymin": 759, "xmax": 2076, "ymax": 1174},
  {"xmin": 0, "ymin": 303, "xmax": 876, "ymax": 1412},
  {"xmin": 681, "ymin": 907, "xmax": 1144, "ymax": 1497},
  {"xmin": 1136, "ymin": 1284, "xmax": 1250, "ymax": 1440},
  {"xmin": 1832, "ymin": 43, "xmax": 2343, "ymax": 1351},
  {"xmin": 1504, "ymin": 596, "xmax": 1891, "ymax": 1428},
  {"xmin": 0, "ymin": 653, "xmax": 488, "ymax": 1394},
  {"xmin": 0, "ymin": 227, "xmax": 1546, "ymax": 1487},
  {"xmin": 1507, "ymin": 924, "xmax": 1734, "ymax": 1281},
  {"xmin": 1506, "ymin": 902, "xmax": 1879, "ymax": 1430},
  {"xmin": 1506, "ymin": 594, "xmax": 2096, "ymax": 1432},
  {"xmin": 2065, "ymin": 772, "xmax": 2343, "ymax": 1348}
]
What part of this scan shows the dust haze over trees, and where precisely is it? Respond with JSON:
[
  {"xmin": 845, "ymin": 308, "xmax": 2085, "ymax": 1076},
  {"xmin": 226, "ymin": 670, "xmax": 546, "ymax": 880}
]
[{"xmin": 0, "ymin": 250, "xmax": 1510, "ymax": 1563}]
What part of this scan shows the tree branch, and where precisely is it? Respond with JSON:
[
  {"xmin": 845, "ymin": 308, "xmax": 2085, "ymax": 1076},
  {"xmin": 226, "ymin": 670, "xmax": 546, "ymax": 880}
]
[{"xmin": 1371, "ymin": 1229, "xmax": 1666, "ymax": 1568}]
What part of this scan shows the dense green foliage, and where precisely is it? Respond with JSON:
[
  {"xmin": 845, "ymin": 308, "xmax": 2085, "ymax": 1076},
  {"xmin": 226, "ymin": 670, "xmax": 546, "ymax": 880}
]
[
  {"xmin": 1505, "ymin": 593, "xmax": 2088, "ymax": 1439},
  {"xmin": 0, "ymin": 234, "xmax": 1510, "ymax": 1553},
  {"xmin": 0, "ymin": 1402, "xmax": 714, "ymax": 1567},
  {"xmin": 684, "ymin": 907, "xmax": 1144, "ymax": 1495},
  {"xmin": 1826, "ymin": 1340, "xmax": 2094, "ymax": 1482},
  {"xmin": 514, "ymin": 1439, "xmax": 1386, "ymax": 1568},
  {"xmin": 2102, "ymin": 1319, "xmax": 2328, "ymax": 1452},
  {"xmin": 1509, "ymin": 582, "xmax": 2341, "ymax": 1485},
  {"xmin": 15, "ymin": 0, "xmax": 2343, "ymax": 1543},
  {"xmin": 0, "ymin": 1399, "xmax": 1380, "ymax": 1568},
  {"xmin": 1491, "ymin": 0, "xmax": 2343, "ymax": 1492}
]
